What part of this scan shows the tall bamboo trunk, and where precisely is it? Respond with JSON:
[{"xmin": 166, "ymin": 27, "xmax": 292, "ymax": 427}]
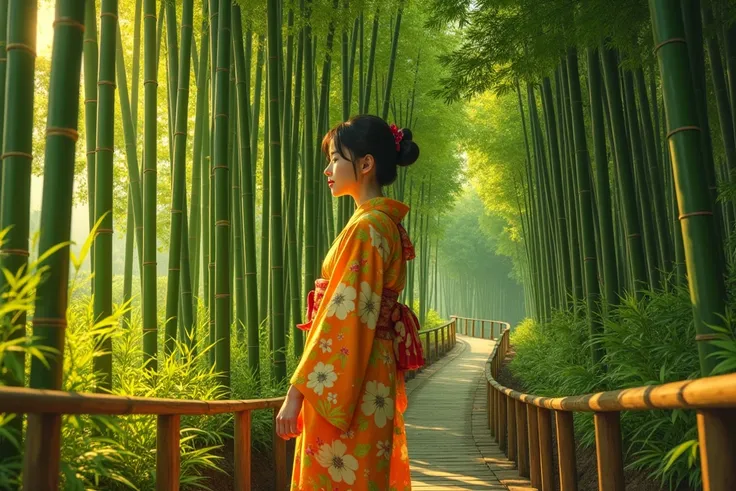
[
  {"xmin": 634, "ymin": 68, "xmax": 672, "ymax": 275},
  {"xmin": 83, "ymin": 0, "xmax": 97, "ymax": 291},
  {"xmin": 650, "ymin": 0, "xmax": 727, "ymax": 375},
  {"xmin": 267, "ymin": 0, "xmax": 287, "ymax": 381},
  {"xmin": 600, "ymin": 45, "xmax": 649, "ymax": 292},
  {"xmin": 303, "ymin": 0, "xmax": 317, "ymax": 309},
  {"xmin": 232, "ymin": 4, "xmax": 260, "ymax": 375},
  {"xmin": 702, "ymin": 5, "xmax": 736, "ymax": 188},
  {"xmin": 587, "ymin": 47, "xmax": 619, "ymax": 307},
  {"xmin": 567, "ymin": 48, "xmax": 603, "ymax": 363},
  {"xmin": 559, "ymin": 63, "xmax": 583, "ymax": 303},
  {"xmin": 260, "ymin": 88, "xmax": 270, "ymax": 327},
  {"xmin": 288, "ymin": 4, "xmax": 306, "ymax": 356},
  {"xmin": 623, "ymin": 69, "xmax": 660, "ymax": 287},
  {"xmin": 93, "ymin": 0, "xmax": 118, "ymax": 391},
  {"xmin": 142, "ymin": 0, "xmax": 159, "ymax": 369},
  {"xmin": 190, "ymin": 13, "xmax": 210, "ymax": 308},
  {"xmin": 362, "ymin": 10, "xmax": 379, "ymax": 114},
  {"xmin": 213, "ymin": 0, "xmax": 232, "ymax": 392},
  {"xmin": 207, "ymin": 0, "xmax": 219, "ymax": 367},
  {"xmin": 23, "ymin": 1, "xmax": 85, "ymax": 485},
  {"xmin": 540, "ymin": 77, "xmax": 572, "ymax": 305},
  {"xmin": 115, "ymin": 25, "xmax": 144, "ymax": 298},
  {"xmin": 164, "ymin": 0, "xmax": 194, "ymax": 355}
]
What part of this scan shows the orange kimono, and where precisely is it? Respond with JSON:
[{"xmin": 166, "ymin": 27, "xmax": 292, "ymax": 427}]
[{"xmin": 290, "ymin": 197, "xmax": 413, "ymax": 491}]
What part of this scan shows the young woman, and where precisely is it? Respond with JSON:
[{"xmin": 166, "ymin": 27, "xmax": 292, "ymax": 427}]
[{"xmin": 276, "ymin": 114, "xmax": 422, "ymax": 490}]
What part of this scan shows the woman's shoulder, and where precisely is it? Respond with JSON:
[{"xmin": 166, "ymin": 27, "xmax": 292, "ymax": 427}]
[{"xmin": 352, "ymin": 209, "xmax": 397, "ymax": 237}]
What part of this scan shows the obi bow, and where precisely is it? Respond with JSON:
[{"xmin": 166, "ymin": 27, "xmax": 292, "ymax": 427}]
[{"xmin": 297, "ymin": 278, "xmax": 425, "ymax": 372}]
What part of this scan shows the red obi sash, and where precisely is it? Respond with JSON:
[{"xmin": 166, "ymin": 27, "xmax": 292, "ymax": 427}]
[{"xmin": 297, "ymin": 278, "xmax": 425, "ymax": 371}]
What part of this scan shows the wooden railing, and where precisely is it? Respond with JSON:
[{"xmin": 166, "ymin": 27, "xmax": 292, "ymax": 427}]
[
  {"xmin": 453, "ymin": 315, "xmax": 736, "ymax": 491},
  {"xmin": 0, "ymin": 319, "xmax": 457, "ymax": 490},
  {"xmin": 0, "ymin": 388, "xmax": 287, "ymax": 490},
  {"xmin": 406, "ymin": 318, "xmax": 458, "ymax": 380}
]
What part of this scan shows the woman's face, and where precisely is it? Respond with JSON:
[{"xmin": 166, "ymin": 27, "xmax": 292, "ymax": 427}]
[{"xmin": 324, "ymin": 140, "xmax": 360, "ymax": 198}]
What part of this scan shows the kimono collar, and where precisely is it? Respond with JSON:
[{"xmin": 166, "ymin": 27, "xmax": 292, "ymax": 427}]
[
  {"xmin": 356, "ymin": 197, "xmax": 410, "ymax": 224},
  {"xmin": 356, "ymin": 197, "xmax": 415, "ymax": 261}
]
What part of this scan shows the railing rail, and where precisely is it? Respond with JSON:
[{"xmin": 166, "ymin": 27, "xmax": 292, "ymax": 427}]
[
  {"xmin": 452, "ymin": 315, "xmax": 736, "ymax": 491},
  {"xmin": 0, "ymin": 319, "xmax": 458, "ymax": 490}
]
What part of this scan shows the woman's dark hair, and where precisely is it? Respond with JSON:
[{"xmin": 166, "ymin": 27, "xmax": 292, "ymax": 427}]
[{"xmin": 321, "ymin": 114, "xmax": 420, "ymax": 186}]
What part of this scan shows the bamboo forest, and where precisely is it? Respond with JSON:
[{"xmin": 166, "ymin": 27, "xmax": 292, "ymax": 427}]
[{"xmin": 1, "ymin": 0, "xmax": 736, "ymax": 489}]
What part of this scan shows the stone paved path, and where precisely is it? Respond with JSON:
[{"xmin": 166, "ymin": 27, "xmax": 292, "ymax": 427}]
[{"xmin": 404, "ymin": 335, "xmax": 536, "ymax": 491}]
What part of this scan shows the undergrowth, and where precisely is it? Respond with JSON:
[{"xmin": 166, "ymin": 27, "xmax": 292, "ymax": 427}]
[
  {"xmin": 509, "ymin": 284, "xmax": 736, "ymax": 490},
  {"xmin": 0, "ymin": 268, "xmax": 303, "ymax": 490}
]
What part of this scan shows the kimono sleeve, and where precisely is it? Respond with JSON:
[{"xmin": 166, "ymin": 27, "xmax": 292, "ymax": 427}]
[{"xmin": 290, "ymin": 216, "xmax": 386, "ymax": 432}]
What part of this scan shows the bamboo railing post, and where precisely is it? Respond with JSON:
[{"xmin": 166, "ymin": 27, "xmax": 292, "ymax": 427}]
[
  {"xmin": 490, "ymin": 385, "xmax": 496, "ymax": 437},
  {"xmin": 472, "ymin": 319, "xmax": 476, "ymax": 337},
  {"xmin": 156, "ymin": 414, "xmax": 180, "ymax": 491},
  {"xmin": 23, "ymin": 413, "xmax": 62, "ymax": 491},
  {"xmin": 494, "ymin": 389, "xmax": 500, "ymax": 443},
  {"xmin": 273, "ymin": 410, "xmax": 287, "ymax": 489},
  {"xmin": 425, "ymin": 332, "xmax": 431, "ymax": 363},
  {"xmin": 527, "ymin": 403, "xmax": 542, "ymax": 487},
  {"xmin": 555, "ymin": 411, "xmax": 577, "ymax": 491},
  {"xmin": 516, "ymin": 400, "xmax": 530, "ymax": 477},
  {"xmin": 697, "ymin": 409, "xmax": 736, "ymax": 490},
  {"xmin": 487, "ymin": 380, "xmax": 493, "ymax": 430},
  {"xmin": 507, "ymin": 395, "xmax": 517, "ymax": 460},
  {"xmin": 594, "ymin": 412, "xmax": 624, "ymax": 491},
  {"xmin": 434, "ymin": 329, "xmax": 438, "ymax": 360},
  {"xmin": 499, "ymin": 391, "xmax": 507, "ymax": 449},
  {"xmin": 441, "ymin": 326, "xmax": 445, "ymax": 353},
  {"xmin": 491, "ymin": 321, "xmax": 495, "ymax": 340},
  {"xmin": 537, "ymin": 407, "xmax": 554, "ymax": 491},
  {"xmin": 234, "ymin": 410, "xmax": 252, "ymax": 490}
]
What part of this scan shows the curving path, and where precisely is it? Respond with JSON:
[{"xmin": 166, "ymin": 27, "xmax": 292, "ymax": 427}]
[{"xmin": 404, "ymin": 335, "xmax": 536, "ymax": 491}]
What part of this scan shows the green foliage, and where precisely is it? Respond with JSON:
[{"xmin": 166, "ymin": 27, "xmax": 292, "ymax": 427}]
[
  {"xmin": 509, "ymin": 287, "xmax": 704, "ymax": 489},
  {"xmin": 425, "ymin": 0, "xmax": 651, "ymax": 101},
  {"xmin": 420, "ymin": 307, "xmax": 446, "ymax": 330}
]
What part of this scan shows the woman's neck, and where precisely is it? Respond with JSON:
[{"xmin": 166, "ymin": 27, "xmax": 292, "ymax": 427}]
[{"xmin": 354, "ymin": 186, "xmax": 383, "ymax": 207}]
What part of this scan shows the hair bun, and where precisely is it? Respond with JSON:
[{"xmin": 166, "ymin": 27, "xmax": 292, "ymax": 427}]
[{"xmin": 396, "ymin": 128, "xmax": 419, "ymax": 167}]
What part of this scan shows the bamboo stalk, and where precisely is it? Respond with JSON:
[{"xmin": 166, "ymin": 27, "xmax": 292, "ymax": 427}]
[
  {"xmin": 649, "ymin": 0, "xmax": 727, "ymax": 376},
  {"xmin": 92, "ymin": 0, "xmax": 119, "ymax": 391},
  {"xmin": 142, "ymin": 0, "xmax": 158, "ymax": 370},
  {"xmin": 213, "ymin": 0, "xmax": 232, "ymax": 392}
]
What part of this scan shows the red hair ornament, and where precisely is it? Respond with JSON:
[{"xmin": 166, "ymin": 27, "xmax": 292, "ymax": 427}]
[{"xmin": 390, "ymin": 124, "xmax": 404, "ymax": 151}]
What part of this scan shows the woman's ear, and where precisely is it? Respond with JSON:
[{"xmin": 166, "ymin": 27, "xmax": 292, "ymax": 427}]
[{"xmin": 361, "ymin": 154, "xmax": 375, "ymax": 176}]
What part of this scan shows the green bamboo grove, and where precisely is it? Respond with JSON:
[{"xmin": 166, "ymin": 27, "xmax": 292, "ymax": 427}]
[
  {"xmin": 431, "ymin": 0, "xmax": 736, "ymax": 379},
  {"xmin": 0, "ymin": 0, "xmax": 469, "ymax": 480}
]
